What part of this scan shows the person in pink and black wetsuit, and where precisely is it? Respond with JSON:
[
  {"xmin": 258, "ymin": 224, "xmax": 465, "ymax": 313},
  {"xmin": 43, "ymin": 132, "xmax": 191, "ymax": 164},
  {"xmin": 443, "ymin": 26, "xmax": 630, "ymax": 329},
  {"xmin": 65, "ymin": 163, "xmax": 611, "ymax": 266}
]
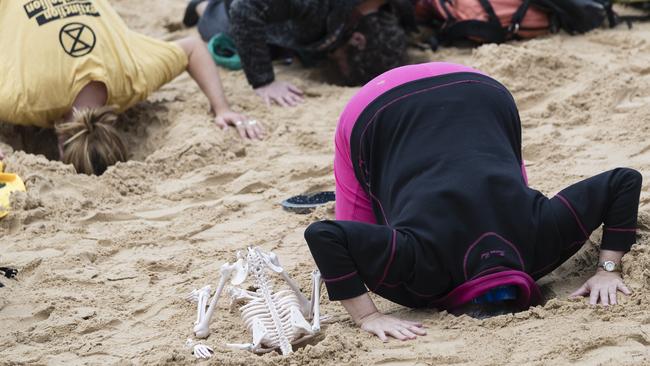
[{"xmin": 304, "ymin": 62, "xmax": 642, "ymax": 342}]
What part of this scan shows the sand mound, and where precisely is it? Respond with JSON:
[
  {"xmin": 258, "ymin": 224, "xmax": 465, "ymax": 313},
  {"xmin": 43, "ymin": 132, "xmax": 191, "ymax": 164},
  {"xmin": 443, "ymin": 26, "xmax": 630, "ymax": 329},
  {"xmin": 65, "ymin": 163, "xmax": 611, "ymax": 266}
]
[{"xmin": 1, "ymin": 2, "xmax": 650, "ymax": 365}]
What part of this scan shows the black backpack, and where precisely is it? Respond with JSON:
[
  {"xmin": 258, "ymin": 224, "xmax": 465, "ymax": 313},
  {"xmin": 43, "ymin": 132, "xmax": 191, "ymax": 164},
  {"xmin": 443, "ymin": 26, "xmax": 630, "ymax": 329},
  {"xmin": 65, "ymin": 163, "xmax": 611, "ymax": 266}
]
[
  {"xmin": 426, "ymin": 0, "xmax": 629, "ymax": 48},
  {"xmin": 530, "ymin": 0, "xmax": 617, "ymax": 33}
]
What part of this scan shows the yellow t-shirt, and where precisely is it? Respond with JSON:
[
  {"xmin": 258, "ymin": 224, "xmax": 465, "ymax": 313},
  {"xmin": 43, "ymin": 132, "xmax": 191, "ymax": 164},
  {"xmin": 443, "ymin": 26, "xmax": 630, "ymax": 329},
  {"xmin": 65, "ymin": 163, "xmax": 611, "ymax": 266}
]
[{"xmin": 0, "ymin": 0, "xmax": 188, "ymax": 128}]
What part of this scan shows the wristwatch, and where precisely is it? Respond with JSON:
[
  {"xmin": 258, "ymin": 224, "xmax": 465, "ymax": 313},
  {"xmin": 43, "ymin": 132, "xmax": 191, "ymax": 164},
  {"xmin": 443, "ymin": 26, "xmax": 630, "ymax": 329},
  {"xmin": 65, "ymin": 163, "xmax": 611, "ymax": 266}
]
[{"xmin": 598, "ymin": 261, "xmax": 621, "ymax": 272}]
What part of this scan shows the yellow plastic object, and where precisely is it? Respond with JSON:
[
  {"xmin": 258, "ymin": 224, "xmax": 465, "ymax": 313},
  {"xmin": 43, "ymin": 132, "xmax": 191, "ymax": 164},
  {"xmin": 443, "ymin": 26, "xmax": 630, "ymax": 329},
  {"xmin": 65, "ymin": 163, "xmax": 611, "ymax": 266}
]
[{"xmin": 0, "ymin": 162, "xmax": 26, "ymax": 219}]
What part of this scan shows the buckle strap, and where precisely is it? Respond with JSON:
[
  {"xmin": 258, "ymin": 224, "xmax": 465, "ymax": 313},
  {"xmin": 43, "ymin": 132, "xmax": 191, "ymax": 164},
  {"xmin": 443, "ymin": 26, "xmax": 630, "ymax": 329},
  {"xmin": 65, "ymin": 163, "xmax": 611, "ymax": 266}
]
[
  {"xmin": 478, "ymin": 0, "xmax": 501, "ymax": 26},
  {"xmin": 509, "ymin": 0, "xmax": 531, "ymax": 33}
]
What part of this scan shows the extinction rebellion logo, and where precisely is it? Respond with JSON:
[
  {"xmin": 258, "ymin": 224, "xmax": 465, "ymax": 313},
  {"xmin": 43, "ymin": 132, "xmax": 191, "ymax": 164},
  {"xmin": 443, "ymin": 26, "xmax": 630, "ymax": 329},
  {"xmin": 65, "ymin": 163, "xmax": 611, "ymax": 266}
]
[
  {"xmin": 24, "ymin": 1, "xmax": 101, "ymax": 57},
  {"xmin": 24, "ymin": 0, "xmax": 101, "ymax": 26},
  {"xmin": 59, "ymin": 22, "xmax": 96, "ymax": 57}
]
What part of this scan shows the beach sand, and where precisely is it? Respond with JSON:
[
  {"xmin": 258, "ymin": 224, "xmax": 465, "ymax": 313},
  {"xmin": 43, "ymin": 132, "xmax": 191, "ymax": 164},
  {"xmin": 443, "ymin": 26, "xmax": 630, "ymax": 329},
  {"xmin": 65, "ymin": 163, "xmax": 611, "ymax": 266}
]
[{"xmin": 1, "ymin": 1, "xmax": 650, "ymax": 365}]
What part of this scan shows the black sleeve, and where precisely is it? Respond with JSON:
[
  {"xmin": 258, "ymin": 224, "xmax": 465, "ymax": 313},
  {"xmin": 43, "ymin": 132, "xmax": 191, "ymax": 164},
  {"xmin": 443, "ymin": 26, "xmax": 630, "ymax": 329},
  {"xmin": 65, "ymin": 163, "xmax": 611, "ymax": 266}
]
[
  {"xmin": 304, "ymin": 220, "xmax": 397, "ymax": 301},
  {"xmin": 552, "ymin": 168, "xmax": 642, "ymax": 253},
  {"xmin": 229, "ymin": 0, "xmax": 315, "ymax": 88}
]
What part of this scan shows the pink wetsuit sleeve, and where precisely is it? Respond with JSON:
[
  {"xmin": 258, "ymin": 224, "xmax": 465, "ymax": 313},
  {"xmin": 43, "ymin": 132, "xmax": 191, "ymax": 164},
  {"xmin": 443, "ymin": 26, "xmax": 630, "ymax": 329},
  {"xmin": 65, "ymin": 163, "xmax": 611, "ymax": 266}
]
[
  {"xmin": 334, "ymin": 62, "xmax": 487, "ymax": 223},
  {"xmin": 521, "ymin": 162, "xmax": 529, "ymax": 185}
]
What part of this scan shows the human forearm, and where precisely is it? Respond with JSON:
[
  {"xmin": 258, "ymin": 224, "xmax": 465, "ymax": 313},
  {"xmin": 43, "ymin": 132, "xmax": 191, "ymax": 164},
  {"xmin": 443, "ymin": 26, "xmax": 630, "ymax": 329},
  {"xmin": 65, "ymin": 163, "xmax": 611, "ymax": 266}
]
[
  {"xmin": 341, "ymin": 293, "xmax": 426, "ymax": 342},
  {"xmin": 229, "ymin": 8, "xmax": 275, "ymax": 88},
  {"xmin": 229, "ymin": 0, "xmax": 311, "ymax": 88},
  {"xmin": 175, "ymin": 37, "xmax": 266, "ymax": 140},
  {"xmin": 341, "ymin": 293, "xmax": 380, "ymax": 324},
  {"xmin": 176, "ymin": 37, "xmax": 231, "ymax": 114}
]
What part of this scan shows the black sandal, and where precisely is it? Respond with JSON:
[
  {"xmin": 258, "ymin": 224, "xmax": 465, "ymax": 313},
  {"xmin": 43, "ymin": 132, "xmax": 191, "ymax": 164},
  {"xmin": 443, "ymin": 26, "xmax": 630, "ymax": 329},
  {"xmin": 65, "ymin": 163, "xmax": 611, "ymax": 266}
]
[
  {"xmin": 0, "ymin": 267, "xmax": 17, "ymax": 288},
  {"xmin": 183, "ymin": 0, "xmax": 207, "ymax": 28},
  {"xmin": 281, "ymin": 191, "xmax": 335, "ymax": 214}
]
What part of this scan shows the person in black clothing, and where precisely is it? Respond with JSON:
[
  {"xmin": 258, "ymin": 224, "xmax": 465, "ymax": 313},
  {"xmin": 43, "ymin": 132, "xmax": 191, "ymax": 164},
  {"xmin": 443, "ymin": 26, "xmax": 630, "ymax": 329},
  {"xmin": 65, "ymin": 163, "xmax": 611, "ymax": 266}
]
[
  {"xmin": 304, "ymin": 62, "xmax": 642, "ymax": 342},
  {"xmin": 183, "ymin": 0, "xmax": 413, "ymax": 107}
]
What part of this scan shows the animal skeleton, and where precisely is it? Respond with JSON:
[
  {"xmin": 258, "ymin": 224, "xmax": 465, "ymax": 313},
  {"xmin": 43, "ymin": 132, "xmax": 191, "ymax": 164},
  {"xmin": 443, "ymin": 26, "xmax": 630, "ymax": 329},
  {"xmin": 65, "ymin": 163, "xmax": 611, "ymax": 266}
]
[{"xmin": 189, "ymin": 247, "xmax": 324, "ymax": 355}]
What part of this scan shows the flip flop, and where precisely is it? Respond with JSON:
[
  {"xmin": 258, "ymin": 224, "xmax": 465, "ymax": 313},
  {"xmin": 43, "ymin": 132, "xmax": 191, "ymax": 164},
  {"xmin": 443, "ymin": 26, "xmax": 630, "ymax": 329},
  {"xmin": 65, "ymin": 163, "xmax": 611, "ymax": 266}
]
[
  {"xmin": 183, "ymin": 0, "xmax": 206, "ymax": 27},
  {"xmin": 281, "ymin": 191, "xmax": 335, "ymax": 214},
  {"xmin": 1, "ymin": 267, "xmax": 18, "ymax": 279},
  {"xmin": 0, "ymin": 267, "xmax": 17, "ymax": 289}
]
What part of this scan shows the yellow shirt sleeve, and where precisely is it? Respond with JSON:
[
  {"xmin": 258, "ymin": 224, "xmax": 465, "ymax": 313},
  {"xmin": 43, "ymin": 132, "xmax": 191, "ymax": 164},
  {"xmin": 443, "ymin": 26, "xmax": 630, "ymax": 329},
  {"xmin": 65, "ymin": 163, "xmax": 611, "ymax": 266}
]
[{"xmin": 108, "ymin": 33, "xmax": 188, "ymax": 114}]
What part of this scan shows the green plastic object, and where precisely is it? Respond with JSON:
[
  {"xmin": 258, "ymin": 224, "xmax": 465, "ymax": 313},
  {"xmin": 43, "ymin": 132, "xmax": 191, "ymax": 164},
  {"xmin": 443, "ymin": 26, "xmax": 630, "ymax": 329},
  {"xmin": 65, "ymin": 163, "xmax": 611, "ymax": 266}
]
[{"xmin": 208, "ymin": 33, "xmax": 242, "ymax": 70}]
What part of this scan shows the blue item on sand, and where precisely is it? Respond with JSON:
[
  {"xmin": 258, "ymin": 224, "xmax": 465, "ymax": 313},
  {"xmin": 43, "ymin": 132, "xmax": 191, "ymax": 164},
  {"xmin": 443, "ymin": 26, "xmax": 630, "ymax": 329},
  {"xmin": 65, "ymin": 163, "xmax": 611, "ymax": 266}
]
[{"xmin": 472, "ymin": 285, "xmax": 518, "ymax": 304}]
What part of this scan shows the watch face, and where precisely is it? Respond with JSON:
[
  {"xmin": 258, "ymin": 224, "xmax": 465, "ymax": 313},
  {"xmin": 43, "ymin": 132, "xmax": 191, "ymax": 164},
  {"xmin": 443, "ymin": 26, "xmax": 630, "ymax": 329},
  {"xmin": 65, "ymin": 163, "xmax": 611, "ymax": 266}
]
[{"xmin": 604, "ymin": 261, "xmax": 616, "ymax": 272}]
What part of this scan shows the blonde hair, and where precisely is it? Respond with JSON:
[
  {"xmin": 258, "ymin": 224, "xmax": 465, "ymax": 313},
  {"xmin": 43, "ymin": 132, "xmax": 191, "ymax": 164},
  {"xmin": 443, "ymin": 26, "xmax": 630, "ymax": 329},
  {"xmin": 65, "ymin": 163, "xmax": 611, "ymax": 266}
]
[{"xmin": 55, "ymin": 106, "xmax": 127, "ymax": 175}]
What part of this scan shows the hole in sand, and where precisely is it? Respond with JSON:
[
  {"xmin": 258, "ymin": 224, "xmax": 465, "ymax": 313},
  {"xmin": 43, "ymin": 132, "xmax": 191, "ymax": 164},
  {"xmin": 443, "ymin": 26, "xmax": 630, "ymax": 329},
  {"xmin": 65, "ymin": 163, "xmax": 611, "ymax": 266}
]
[
  {"xmin": 248, "ymin": 331, "xmax": 326, "ymax": 356},
  {"xmin": 452, "ymin": 300, "xmax": 525, "ymax": 320},
  {"xmin": 454, "ymin": 245, "xmax": 598, "ymax": 320},
  {"xmin": 0, "ymin": 102, "xmax": 171, "ymax": 173},
  {"xmin": 292, "ymin": 332, "xmax": 326, "ymax": 351}
]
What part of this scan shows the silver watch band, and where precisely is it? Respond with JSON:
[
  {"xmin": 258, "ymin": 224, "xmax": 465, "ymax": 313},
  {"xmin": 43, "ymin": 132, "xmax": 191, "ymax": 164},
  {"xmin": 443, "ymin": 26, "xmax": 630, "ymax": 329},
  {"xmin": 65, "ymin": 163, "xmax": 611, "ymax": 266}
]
[{"xmin": 598, "ymin": 261, "xmax": 621, "ymax": 272}]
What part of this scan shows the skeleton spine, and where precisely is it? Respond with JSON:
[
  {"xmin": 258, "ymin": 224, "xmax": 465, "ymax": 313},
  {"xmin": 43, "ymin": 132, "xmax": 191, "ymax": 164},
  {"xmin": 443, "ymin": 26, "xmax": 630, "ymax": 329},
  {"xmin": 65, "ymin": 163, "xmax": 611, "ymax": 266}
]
[{"xmin": 251, "ymin": 250, "xmax": 293, "ymax": 354}]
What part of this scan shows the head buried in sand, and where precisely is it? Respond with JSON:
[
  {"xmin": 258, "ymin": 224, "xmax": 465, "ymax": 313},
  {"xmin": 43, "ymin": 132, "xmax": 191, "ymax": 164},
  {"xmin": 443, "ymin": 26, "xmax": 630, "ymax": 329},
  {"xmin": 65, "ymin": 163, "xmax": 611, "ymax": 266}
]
[
  {"xmin": 330, "ymin": 10, "xmax": 407, "ymax": 86},
  {"xmin": 55, "ymin": 106, "xmax": 127, "ymax": 175}
]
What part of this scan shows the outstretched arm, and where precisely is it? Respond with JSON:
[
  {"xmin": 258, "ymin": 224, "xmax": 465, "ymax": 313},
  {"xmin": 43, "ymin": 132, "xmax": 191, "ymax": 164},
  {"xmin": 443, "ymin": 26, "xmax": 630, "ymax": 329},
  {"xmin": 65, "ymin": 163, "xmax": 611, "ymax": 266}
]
[
  {"xmin": 175, "ymin": 36, "xmax": 265, "ymax": 140},
  {"xmin": 552, "ymin": 168, "xmax": 642, "ymax": 305},
  {"xmin": 305, "ymin": 220, "xmax": 426, "ymax": 341},
  {"xmin": 229, "ymin": 0, "xmax": 306, "ymax": 107}
]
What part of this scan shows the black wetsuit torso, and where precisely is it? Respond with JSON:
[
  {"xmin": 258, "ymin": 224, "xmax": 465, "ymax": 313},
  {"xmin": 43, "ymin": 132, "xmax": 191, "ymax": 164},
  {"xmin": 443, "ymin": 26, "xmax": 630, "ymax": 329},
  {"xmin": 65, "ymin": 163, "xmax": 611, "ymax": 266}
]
[{"xmin": 305, "ymin": 73, "xmax": 641, "ymax": 308}]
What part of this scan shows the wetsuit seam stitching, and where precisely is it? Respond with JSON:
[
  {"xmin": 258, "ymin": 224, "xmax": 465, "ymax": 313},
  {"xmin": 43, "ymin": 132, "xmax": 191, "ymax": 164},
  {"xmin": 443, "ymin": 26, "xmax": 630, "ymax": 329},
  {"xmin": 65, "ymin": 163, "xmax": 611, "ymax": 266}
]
[
  {"xmin": 555, "ymin": 193, "xmax": 590, "ymax": 239},
  {"xmin": 322, "ymin": 271, "xmax": 358, "ymax": 283},
  {"xmin": 462, "ymin": 232, "xmax": 526, "ymax": 280},
  {"xmin": 603, "ymin": 227, "xmax": 637, "ymax": 232},
  {"xmin": 357, "ymin": 79, "xmax": 509, "ymax": 226}
]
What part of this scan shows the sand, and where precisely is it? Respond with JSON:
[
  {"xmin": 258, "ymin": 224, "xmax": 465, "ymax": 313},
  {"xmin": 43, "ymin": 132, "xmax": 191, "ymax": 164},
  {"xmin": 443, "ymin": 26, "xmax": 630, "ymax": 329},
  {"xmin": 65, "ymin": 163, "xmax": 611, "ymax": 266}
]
[{"xmin": 1, "ymin": 1, "xmax": 650, "ymax": 365}]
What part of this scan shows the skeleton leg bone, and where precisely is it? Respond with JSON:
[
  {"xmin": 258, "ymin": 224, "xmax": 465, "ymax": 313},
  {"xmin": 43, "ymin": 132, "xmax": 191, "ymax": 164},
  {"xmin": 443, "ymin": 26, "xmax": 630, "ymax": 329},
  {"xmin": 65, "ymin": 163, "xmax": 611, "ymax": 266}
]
[
  {"xmin": 310, "ymin": 270, "xmax": 323, "ymax": 331},
  {"xmin": 263, "ymin": 250, "xmax": 312, "ymax": 315},
  {"xmin": 193, "ymin": 262, "xmax": 241, "ymax": 338},
  {"xmin": 192, "ymin": 286, "xmax": 212, "ymax": 326}
]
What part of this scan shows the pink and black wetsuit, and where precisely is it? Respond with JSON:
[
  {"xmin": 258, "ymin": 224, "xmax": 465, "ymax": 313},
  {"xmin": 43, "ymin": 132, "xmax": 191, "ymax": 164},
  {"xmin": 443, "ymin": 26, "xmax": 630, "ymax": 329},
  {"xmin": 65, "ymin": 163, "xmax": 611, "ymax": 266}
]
[{"xmin": 305, "ymin": 62, "xmax": 642, "ymax": 309}]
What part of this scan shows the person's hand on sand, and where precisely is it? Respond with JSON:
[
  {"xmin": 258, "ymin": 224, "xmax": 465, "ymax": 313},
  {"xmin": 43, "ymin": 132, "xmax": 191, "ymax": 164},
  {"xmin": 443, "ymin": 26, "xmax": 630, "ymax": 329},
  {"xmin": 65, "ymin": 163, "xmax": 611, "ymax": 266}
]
[
  {"xmin": 215, "ymin": 110, "xmax": 265, "ymax": 140},
  {"xmin": 570, "ymin": 270, "xmax": 631, "ymax": 306},
  {"xmin": 255, "ymin": 80, "xmax": 304, "ymax": 107},
  {"xmin": 357, "ymin": 311, "xmax": 426, "ymax": 342}
]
